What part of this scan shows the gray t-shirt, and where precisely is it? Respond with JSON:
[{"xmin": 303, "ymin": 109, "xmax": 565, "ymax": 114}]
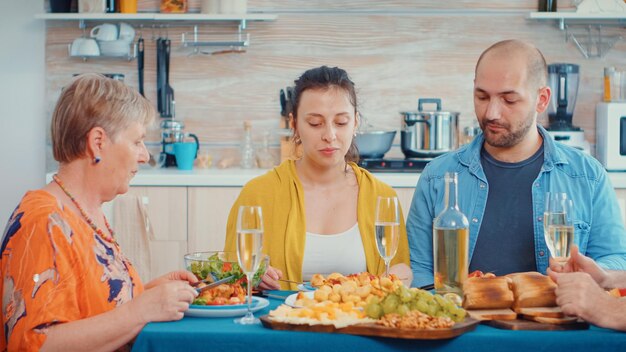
[{"xmin": 468, "ymin": 144, "xmax": 544, "ymax": 275}]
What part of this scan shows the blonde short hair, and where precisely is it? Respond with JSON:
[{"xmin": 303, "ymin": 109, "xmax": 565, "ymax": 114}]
[{"xmin": 51, "ymin": 73, "xmax": 155, "ymax": 163}]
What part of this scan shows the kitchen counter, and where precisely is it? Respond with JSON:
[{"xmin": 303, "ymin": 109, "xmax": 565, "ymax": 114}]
[
  {"xmin": 47, "ymin": 168, "xmax": 626, "ymax": 189},
  {"xmin": 132, "ymin": 168, "xmax": 422, "ymax": 188}
]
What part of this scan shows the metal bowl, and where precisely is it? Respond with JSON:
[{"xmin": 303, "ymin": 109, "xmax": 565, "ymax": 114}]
[{"xmin": 355, "ymin": 130, "xmax": 397, "ymax": 159}]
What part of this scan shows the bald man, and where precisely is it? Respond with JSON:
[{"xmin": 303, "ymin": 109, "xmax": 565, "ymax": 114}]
[{"xmin": 407, "ymin": 40, "xmax": 626, "ymax": 288}]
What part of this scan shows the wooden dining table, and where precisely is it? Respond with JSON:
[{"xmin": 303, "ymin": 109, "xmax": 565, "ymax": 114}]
[{"xmin": 131, "ymin": 291, "xmax": 626, "ymax": 352}]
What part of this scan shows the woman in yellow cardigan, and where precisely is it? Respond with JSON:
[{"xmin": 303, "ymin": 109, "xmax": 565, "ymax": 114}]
[{"xmin": 224, "ymin": 66, "xmax": 412, "ymax": 290}]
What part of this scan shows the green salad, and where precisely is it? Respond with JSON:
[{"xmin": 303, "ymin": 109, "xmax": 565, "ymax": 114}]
[{"xmin": 188, "ymin": 252, "xmax": 267, "ymax": 288}]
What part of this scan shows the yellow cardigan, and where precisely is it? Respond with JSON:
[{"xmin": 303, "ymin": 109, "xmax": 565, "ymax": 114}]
[{"xmin": 224, "ymin": 160, "xmax": 411, "ymax": 290}]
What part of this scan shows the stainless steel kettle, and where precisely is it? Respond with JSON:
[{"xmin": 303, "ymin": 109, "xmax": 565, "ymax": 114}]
[{"xmin": 400, "ymin": 98, "xmax": 459, "ymax": 158}]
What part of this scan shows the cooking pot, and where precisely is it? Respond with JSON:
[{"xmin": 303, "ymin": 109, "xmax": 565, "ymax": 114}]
[
  {"xmin": 355, "ymin": 130, "xmax": 396, "ymax": 159},
  {"xmin": 400, "ymin": 98, "xmax": 459, "ymax": 158}
]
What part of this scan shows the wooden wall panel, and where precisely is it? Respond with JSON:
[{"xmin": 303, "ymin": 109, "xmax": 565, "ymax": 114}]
[{"xmin": 44, "ymin": 1, "xmax": 626, "ymax": 167}]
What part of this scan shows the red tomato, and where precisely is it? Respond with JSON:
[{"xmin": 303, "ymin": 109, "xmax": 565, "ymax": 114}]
[{"xmin": 223, "ymin": 263, "xmax": 232, "ymax": 272}]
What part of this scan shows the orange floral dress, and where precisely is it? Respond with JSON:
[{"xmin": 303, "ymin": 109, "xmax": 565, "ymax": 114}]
[{"xmin": 0, "ymin": 190, "xmax": 144, "ymax": 351}]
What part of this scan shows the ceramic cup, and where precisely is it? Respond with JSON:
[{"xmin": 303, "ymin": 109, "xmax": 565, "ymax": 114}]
[
  {"xmin": 174, "ymin": 142, "xmax": 198, "ymax": 170},
  {"xmin": 118, "ymin": 22, "xmax": 135, "ymax": 43},
  {"xmin": 70, "ymin": 37, "xmax": 100, "ymax": 56},
  {"xmin": 90, "ymin": 23, "xmax": 119, "ymax": 41}
]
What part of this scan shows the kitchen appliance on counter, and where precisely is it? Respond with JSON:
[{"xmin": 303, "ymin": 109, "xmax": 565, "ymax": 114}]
[
  {"xmin": 161, "ymin": 119, "xmax": 199, "ymax": 167},
  {"xmin": 357, "ymin": 157, "xmax": 432, "ymax": 173},
  {"xmin": 596, "ymin": 102, "xmax": 626, "ymax": 170},
  {"xmin": 546, "ymin": 63, "xmax": 591, "ymax": 153},
  {"xmin": 400, "ymin": 98, "xmax": 460, "ymax": 158}
]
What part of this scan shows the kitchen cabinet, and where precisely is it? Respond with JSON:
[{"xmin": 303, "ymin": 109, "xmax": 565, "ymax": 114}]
[
  {"xmin": 186, "ymin": 186, "xmax": 416, "ymax": 256},
  {"xmin": 111, "ymin": 186, "xmax": 187, "ymax": 281},
  {"xmin": 395, "ymin": 187, "xmax": 415, "ymax": 220},
  {"xmin": 187, "ymin": 187, "xmax": 240, "ymax": 253}
]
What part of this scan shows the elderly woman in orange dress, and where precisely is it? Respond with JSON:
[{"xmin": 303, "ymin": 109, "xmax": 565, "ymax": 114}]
[{"xmin": 1, "ymin": 74, "xmax": 198, "ymax": 351}]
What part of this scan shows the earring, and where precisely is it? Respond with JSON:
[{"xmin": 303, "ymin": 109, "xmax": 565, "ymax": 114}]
[
  {"xmin": 293, "ymin": 135, "xmax": 301, "ymax": 145},
  {"xmin": 94, "ymin": 156, "xmax": 101, "ymax": 164}
]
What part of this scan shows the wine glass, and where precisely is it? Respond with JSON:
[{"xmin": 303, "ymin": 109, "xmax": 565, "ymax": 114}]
[
  {"xmin": 544, "ymin": 192, "xmax": 575, "ymax": 264},
  {"xmin": 234, "ymin": 205, "xmax": 264, "ymax": 325},
  {"xmin": 375, "ymin": 196, "xmax": 400, "ymax": 277}
]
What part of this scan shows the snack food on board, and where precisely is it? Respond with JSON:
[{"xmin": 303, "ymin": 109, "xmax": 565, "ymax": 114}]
[
  {"xmin": 302, "ymin": 272, "xmax": 404, "ymax": 308},
  {"xmin": 269, "ymin": 301, "xmax": 375, "ymax": 328},
  {"xmin": 462, "ymin": 271, "xmax": 556, "ymax": 310},
  {"xmin": 462, "ymin": 276, "xmax": 514, "ymax": 310},
  {"xmin": 508, "ymin": 271, "xmax": 557, "ymax": 309}
]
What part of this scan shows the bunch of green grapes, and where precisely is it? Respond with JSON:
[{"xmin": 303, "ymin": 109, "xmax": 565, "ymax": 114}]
[{"xmin": 365, "ymin": 286, "xmax": 466, "ymax": 322}]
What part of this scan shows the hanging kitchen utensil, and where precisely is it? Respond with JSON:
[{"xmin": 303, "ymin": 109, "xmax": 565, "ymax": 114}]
[
  {"xmin": 163, "ymin": 37, "xmax": 174, "ymax": 118},
  {"xmin": 156, "ymin": 38, "xmax": 165, "ymax": 115},
  {"xmin": 137, "ymin": 36, "xmax": 144, "ymax": 96}
]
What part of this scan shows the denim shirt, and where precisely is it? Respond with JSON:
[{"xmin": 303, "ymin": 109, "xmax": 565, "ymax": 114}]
[{"xmin": 407, "ymin": 125, "xmax": 626, "ymax": 288}]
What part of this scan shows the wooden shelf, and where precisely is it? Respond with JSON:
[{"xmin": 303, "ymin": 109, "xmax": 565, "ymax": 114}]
[
  {"xmin": 529, "ymin": 12, "xmax": 626, "ymax": 20},
  {"xmin": 528, "ymin": 11, "xmax": 626, "ymax": 58},
  {"xmin": 35, "ymin": 13, "xmax": 277, "ymax": 22}
]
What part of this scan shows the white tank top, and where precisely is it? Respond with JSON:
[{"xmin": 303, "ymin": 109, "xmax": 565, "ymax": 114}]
[{"xmin": 301, "ymin": 223, "xmax": 367, "ymax": 281}]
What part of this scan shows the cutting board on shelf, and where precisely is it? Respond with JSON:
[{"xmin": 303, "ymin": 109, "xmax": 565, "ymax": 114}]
[{"xmin": 485, "ymin": 318, "xmax": 589, "ymax": 331}]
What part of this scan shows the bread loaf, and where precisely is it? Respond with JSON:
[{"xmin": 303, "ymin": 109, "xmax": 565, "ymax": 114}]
[
  {"xmin": 508, "ymin": 272, "xmax": 557, "ymax": 309},
  {"xmin": 462, "ymin": 277, "xmax": 514, "ymax": 309}
]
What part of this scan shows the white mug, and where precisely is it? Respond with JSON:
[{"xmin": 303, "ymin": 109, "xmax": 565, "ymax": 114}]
[
  {"xmin": 90, "ymin": 23, "xmax": 118, "ymax": 41},
  {"xmin": 118, "ymin": 22, "xmax": 135, "ymax": 43},
  {"xmin": 78, "ymin": 0, "xmax": 106, "ymax": 13},
  {"xmin": 70, "ymin": 38, "xmax": 100, "ymax": 56}
]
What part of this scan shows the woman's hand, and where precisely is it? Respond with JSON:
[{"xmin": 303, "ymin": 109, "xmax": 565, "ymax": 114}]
[
  {"xmin": 257, "ymin": 265, "xmax": 283, "ymax": 290},
  {"xmin": 548, "ymin": 245, "xmax": 609, "ymax": 288},
  {"xmin": 130, "ymin": 280, "xmax": 198, "ymax": 324},
  {"xmin": 144, "ymin": 270, "xmax": 198, "ymax": 290},
  {"xmin": 389, "ymin": 263, "xmax": 413, "ymax": 287}
]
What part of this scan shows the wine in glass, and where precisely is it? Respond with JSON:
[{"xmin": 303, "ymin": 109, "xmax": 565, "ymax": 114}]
[
  {"xmin": 544, "ymin": 192, "xmax": 575, "ymax": 264},
  {"xmin": 235, "ymin": 205, "xmax": 263, "ymax": 325},
  {"xmin": 375, "ymin": 196, "xmax": 400, "ymax": 277}
]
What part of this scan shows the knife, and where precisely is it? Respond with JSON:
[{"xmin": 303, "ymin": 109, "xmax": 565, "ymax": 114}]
[{"xmin": 195, "ymin": 275, "xmax": 235, "ymax": 294}]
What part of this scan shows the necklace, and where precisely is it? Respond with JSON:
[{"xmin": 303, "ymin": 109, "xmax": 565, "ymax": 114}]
[{"xmin": 52, "ymin": 174, "xmax": 116, "ymax": 244}]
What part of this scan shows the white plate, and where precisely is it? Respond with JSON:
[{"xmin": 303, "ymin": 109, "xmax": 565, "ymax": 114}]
[
  {"xmin": 185, "ymin": 297, "xmax": 269, "ymax": 318},
  {"xmin": 284, "ymin": 291, "xmax": 314, "ymax": 307},
  {"xmin": 297, "ymin": 282, "xmax": 316, "ymax": 291}
]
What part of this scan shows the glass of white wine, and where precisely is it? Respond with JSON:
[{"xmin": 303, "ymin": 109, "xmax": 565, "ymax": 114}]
[
  {"xmin": 235, "ymin": 205, "xmax": 263, "ymax": 325},
  {"xmin": 544, "ymin": 192, "xmax": 575, "ymax": 264},
  {"xmin": 375, "ymin": 196, "xmax": 400, "ymax": 277}
]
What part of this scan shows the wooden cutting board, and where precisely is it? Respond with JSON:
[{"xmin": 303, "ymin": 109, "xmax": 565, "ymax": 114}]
[
  {"xmin": 467, "ymin": 309, "xmax": 517, "ymax": 321},
  {"xmin": 260, "ymin": 315, "xmax": 480, "ymax": 340},
  {"xmin": 485, "ymin": 318, "xmax": 589, "ymax": 331}
]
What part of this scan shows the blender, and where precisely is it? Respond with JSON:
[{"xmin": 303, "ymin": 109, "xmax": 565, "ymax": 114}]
[{"xmin": 546, "ymin": 63, "xmax": 590, "ymax": 153}]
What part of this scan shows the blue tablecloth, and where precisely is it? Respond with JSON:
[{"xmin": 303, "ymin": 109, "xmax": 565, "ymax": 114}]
[{"xmin": 132, "ymin": 293, "xmax": 626, "ymax": 352}]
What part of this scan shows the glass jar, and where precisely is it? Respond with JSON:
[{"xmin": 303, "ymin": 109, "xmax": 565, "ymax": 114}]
[{"xmin": 160, "ymin": 0, "xmax": 187, "ymax": 13}]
